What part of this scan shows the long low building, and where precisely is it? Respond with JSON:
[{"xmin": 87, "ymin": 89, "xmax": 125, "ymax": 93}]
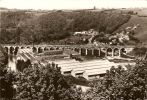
[
  {"xmin": 59, "ymin": 60, "xmax": 111, "ymax": 74},
  {"xmin": 64, "ymin": 62, "xmax": 114, "ymax": 74},
  {"xmin": 71, "ymin": 63, "xmax": 119, "ymax": 78},
  {"xmin": 17, "ymin": 48, "xmax": 36, "ymax": 62},
  {"xmin": 44, "ymin": 58, "xmax": 129, "ymax": 80},
  {"xmin": 83, "ymin": 68, "xmax": 109, "ymax": 80},
  {"xmin": 83, "ymin": 64, "xmax": 127, "ymax": 80},
  {"xmin": 51, "ymin": 59, "xmax": 127, "ymax": 80}
]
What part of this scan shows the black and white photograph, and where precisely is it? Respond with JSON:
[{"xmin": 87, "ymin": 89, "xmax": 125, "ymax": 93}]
[{"xmin": 0, "ymin": 0, "xmax": 147, "ymax": 99}]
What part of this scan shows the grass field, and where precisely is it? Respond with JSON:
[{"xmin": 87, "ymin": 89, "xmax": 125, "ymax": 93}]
[{"xmin": 113, "ymin": 14, "xmax": 147, "ymax": 43}]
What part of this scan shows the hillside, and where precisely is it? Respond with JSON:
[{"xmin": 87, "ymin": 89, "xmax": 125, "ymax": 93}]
[
  {"xmin": 1, "ymin": 11, "xmax": 130, "ymax": 45},
  {"xmin": 113, "ymin": 14, "xmax": 147, "ymax": 43}
]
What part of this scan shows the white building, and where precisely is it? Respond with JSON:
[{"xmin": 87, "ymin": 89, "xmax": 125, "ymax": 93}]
[{"xmin": 74, "ymin": 32, "xmax": 82, "ymax": 35}]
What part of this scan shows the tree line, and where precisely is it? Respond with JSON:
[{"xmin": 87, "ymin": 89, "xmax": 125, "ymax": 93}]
[{"xmin": 1, "ymin": 11, "xmax": 131, "ymax": 44}]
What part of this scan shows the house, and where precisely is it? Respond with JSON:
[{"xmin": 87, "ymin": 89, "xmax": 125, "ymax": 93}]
[
  {"xmin": 74, "ymin": 31, "xmax": 89, "ymax": 35},
  {"xmin": 81, "ymin": 31, "xmax": 88, "ymax": 35},
  {"xmin": 133, "ymin": 26, "xmax": 137, "ymax": 30},
  {"xmin": 74, "ymin": 32, "xmax": 82, "ymax": 35},
  {"xmin": 126, "ymin": 27, "xmax": 132, "ymax": 30},
  {"xmin": 123, "ymin": 35, "xmax": 130, "ymax": 41}
]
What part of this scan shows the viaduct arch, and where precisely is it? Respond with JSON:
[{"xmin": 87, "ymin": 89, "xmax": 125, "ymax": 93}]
[{"xmin": 2, "ymin": 44, "xmax": 134, "ymax": 57}]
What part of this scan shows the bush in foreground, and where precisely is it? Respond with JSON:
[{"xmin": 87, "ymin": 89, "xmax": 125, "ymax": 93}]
[{"xmin": 85, "ymin": 59, "xmax": 147, "ymax": 100}]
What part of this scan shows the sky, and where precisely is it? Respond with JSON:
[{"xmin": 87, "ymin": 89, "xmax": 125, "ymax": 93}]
[{"xmin": 1, "ymin": 0, "xmax": 147, "ymax": 10}]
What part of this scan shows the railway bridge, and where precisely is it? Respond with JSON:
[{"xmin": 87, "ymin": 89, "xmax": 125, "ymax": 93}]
[{"xmin": 2, "ymin": 44, "xmax": 134, "ymax": 57}]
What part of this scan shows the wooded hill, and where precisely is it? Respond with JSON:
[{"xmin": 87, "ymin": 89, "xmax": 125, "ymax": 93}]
[{"xmin": 1, "ymin": 11, "xmax": 131, "ymax": 44}]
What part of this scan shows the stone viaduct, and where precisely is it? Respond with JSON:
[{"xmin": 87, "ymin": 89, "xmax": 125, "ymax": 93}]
[{"xmin": 2, "ymin": 44, "xmax": 134, "ymax": 57}]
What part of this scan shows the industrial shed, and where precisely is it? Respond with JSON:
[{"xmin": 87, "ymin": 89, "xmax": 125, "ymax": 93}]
[
  {"xmin": 58, "ymin": 60, "xmax": 113, "ymax": 76},
  {"xmin": 46, "ymin": 59, "xmax": 127, "ymax": 80},
  {"xmin": 83, "ymin": 65, "xmax": 127, "ymax": 80},
  {"xmin": 71, "ymin": 62, "xmax": 117, "ymax": 77},
  {"xmin": 60, "ymin": 60, "xmax": 110, "ymax": 75}
]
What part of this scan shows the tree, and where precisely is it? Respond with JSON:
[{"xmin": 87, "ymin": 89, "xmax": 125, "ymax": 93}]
[
  {"xmin": 15, "ymin": 27, "xmax": 23, "ymax": 44},
  {"xmin": 13, "ymin": 63, "xmax": 82, "ymax": 100},
  {"xmin": 0, "ymin": 45, "xmax": 8, "ymax": 67},
  {"xmin": 1, "ymin": 11, "xmax": 131, "ymax": 44},
  {"xmin": 0, "ymin": 45, "xmax": 14, "ymax": 99},
  {"xmin": 84, "ymin": 59, "xmax": 147, "ymax": 100}
]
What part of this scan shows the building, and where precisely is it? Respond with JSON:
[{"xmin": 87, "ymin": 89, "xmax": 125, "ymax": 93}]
[{"xmin": 63, "ymin": 49, "xmax": 81, "ymax": 59}]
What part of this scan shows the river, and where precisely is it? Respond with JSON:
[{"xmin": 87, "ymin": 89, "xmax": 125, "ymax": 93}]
[{"xmin": 8, "ymin": 55, "xmax": 17, "ymax": 71}]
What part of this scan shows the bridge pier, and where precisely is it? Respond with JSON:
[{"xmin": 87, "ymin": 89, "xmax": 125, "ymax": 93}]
[
  {"xmin": 85, "ymin": 49, "xmax": 87, "ymax": 56},
  {"xmin": 2, "ymin": 45, "xmax": 134, "ymax": 58},
  {"xmin": 36, "ymin": 47, "xmax": 39, "ymax": 53},
  {"xmin": 98, "ymin": 49, "xmax": 100, "ymax": 56},
  {"xmin": 7, "ymin": 47, "xmax": 10, "ymax": 55},
  {"xmin": 79, "ymin": 48, "xmax": 81, "ymax": 55},
  {"xmin": 119, "ymin": 49, "xmax": 121, "ymax": 57},
  {"xmin": 112, "ymin": 49, "xmax": 114, "ymax": 57},
  {"xmin": 106, "ymin": 48, "xmax": 123, "ymax": 57},
  {"xmin": 91, "ymin": 49, "xmax": 94, "ymax": 56}
]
